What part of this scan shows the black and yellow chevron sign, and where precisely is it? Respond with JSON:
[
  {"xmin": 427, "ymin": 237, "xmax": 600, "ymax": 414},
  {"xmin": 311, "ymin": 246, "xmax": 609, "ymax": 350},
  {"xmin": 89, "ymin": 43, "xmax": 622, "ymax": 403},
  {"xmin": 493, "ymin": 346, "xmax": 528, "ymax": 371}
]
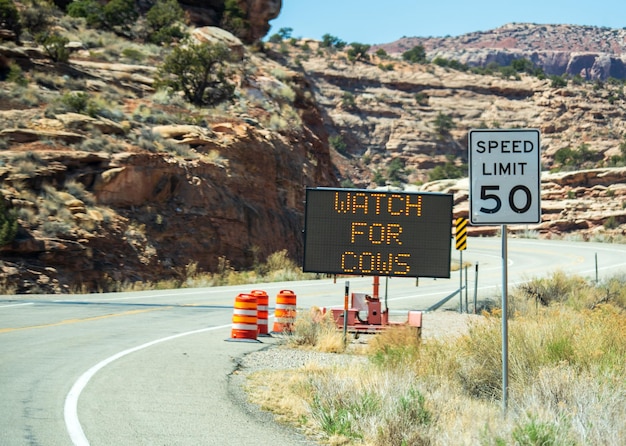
[{"xmin": 455, "ymin": 217, "xmax": 468, "ymax": 251}]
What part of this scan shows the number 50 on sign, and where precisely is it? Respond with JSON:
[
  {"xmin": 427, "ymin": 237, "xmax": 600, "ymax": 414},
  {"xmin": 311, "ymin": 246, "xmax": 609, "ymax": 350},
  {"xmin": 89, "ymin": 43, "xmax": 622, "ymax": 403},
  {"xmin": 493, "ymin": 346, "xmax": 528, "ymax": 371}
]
[{"xmin": 469, "ymin": 129, "xmax": 541, "ymax": 225}]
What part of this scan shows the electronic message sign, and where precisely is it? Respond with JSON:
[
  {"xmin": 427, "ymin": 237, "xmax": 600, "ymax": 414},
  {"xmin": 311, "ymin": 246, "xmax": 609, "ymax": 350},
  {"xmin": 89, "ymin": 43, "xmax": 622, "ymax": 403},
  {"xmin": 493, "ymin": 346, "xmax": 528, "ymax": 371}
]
[{"xmin": 303, "ymin": 188, "xmax": 453, "ymax": 278}]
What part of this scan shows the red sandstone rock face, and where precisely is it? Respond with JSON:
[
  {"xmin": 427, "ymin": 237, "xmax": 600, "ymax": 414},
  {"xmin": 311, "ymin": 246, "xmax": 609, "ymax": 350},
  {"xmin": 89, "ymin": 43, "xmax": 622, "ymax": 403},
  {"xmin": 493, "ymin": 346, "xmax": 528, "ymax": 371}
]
[{"xmin": 179, "ymin": 0, "xmax": 281, "ymax": 43}]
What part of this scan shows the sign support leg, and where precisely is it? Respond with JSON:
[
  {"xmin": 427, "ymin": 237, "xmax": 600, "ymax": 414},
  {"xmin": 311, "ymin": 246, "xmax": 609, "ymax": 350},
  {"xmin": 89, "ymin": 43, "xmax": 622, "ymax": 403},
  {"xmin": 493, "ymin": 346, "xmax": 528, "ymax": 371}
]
[
  {"xmin": 343, "ymin": 281, "xmax": 349, "ymax": 346},
  {"xmin": 474, "ymin": 262, "xmax": 479, "ymax": 314},
  {"xmin": 465, "ymin": 265, "xmax": 469, "ymax": 313},
  {"xmin": 459, "ymin": 251, "xmax": 463, "ymax": 313},
  {"xmin": 501, "ymin": 224, "xmax": 509, "ymax": 415}
]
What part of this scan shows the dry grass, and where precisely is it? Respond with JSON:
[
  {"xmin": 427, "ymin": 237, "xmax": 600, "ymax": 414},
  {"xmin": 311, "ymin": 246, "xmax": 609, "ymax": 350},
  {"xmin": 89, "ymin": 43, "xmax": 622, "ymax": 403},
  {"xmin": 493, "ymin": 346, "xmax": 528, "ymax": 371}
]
[
  {"xmin": 244, "ymin": 273, "xmax": 626, "ymax": 445},
  {"xmin": 287, "ymin": 308, "xmax": 346, "ymax": 353}
]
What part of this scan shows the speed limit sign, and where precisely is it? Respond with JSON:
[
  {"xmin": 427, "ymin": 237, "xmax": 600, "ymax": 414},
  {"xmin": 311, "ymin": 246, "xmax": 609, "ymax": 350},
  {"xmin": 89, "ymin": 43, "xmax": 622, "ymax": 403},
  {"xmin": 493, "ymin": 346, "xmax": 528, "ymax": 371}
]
[{"xmin": 469, "ymin": 129, "xmax": 541, "ymax": 225}]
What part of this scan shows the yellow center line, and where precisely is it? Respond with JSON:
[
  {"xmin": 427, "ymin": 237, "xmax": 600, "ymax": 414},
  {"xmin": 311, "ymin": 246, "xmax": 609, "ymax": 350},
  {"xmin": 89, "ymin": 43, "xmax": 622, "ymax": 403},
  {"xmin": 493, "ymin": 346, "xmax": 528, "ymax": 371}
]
[{"xmin": 0, "ymin": 307, "xmax": 169, "ymax": 334}]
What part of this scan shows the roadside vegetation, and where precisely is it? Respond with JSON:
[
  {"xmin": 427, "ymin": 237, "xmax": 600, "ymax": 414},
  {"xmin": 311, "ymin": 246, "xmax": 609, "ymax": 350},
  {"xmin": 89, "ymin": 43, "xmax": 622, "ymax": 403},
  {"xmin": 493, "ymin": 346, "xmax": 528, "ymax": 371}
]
[
  {"xmin": 75, "ymin": 249, "xmax": 316, "ymax": 294},
  {"xmin": 246, "ymin": 271, "xmax": 626, "ymax": 445}
]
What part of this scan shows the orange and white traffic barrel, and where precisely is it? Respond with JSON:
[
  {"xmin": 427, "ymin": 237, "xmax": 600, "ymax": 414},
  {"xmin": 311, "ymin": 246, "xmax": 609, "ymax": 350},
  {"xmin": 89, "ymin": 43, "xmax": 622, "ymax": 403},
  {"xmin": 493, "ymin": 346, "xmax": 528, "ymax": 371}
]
[
  {"xmin": 272, "ymin": 290, "xmax": 297, "ymax": 333},
  {"xmin": 251, "ymin": 289, "xmax": 270, "ymax": 336},
  {"xmin": 229, "ymin": 293, "xmax": 258, "ymax": 341}
]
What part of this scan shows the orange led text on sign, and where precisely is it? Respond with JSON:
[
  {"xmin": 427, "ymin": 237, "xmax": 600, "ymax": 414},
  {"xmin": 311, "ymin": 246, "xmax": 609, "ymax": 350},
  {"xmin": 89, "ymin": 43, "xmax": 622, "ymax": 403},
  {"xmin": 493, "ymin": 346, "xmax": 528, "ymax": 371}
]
[
  {"xmin": 334, "ymin": 192, "xmax": 422, "ymax": 216},
  {"xmin": 350, "ymin": 222, "xmax": 403, "ymax": 245},
  {"xmin": 332, "ymin": 191, "xmax": 425, "ymax": 275},
  {"xmin": 341, "ymin": 251, "xmax": 410, "ymax": 275}
]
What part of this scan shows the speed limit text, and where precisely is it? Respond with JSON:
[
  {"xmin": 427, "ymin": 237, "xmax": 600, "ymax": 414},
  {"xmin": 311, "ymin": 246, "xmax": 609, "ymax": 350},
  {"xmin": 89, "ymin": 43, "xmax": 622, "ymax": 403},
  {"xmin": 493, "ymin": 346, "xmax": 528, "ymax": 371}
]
[
  {"xmin": 476, "ymin": 139, "xmax": 536, "ymax": 176},
  {"xmin": 475, "ymin": 139, "xmax": 536, "ymax": 154}
]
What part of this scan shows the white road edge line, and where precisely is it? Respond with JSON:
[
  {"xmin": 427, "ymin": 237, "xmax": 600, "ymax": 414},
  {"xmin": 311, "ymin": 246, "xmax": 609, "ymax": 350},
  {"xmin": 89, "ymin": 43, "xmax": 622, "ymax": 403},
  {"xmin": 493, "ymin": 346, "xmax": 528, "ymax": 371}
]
[
  {"xmin": 0, "ymin": 302, "xmax": 34, "ymax": 309},
  {"xmin": 64, "ymin": 323, "xmax": 231, "ymax": 446}
]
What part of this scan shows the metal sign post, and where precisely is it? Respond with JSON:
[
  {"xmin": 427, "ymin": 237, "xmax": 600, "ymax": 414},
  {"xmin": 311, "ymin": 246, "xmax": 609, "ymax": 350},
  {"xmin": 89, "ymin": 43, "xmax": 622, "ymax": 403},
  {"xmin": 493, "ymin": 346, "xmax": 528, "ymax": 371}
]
[
  {"xmin": 468, "ymin": 129, "xmax": 541, "ymax": 415},
  {"xmin": 455, "ymin": 218, "xmax": 468, "ymax": 313},
  {"xmin": 501, "ymin": 224, "xmax": 509, "ymax": 413}
]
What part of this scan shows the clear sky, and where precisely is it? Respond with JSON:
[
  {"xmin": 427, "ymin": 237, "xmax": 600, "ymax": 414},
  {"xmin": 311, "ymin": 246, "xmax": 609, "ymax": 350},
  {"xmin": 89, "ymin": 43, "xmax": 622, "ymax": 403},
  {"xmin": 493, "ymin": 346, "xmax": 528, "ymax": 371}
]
[{"xmin": 268, "ymin": 0, "xmax": 626, "ymax": 44}]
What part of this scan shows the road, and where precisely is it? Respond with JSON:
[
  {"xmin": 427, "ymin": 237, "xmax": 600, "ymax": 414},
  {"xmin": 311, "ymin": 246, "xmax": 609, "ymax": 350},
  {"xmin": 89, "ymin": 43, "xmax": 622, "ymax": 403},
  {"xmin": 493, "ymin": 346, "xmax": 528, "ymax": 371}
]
[{"xmin": 1, "ymin": 238, "xmax": 626, "ymax": 445}]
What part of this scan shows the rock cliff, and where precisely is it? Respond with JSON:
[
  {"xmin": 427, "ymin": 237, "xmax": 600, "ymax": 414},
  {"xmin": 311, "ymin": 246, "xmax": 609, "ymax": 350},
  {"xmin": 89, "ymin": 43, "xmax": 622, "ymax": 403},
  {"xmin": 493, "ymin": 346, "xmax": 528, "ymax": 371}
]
[
  {"xmin": 0, "ymin": 25, "xmax": 336, "ymax": 293},
  {"xmin": 2, "ymin": 16, "xmax": 626, "ymax": 293},
  {"xmin": 179, "ymin": 0, "xmax": 281, "ymax": 43},
  {"xmin": 375, "ymin": 23, "xmax": 626, "ymax": 80}
]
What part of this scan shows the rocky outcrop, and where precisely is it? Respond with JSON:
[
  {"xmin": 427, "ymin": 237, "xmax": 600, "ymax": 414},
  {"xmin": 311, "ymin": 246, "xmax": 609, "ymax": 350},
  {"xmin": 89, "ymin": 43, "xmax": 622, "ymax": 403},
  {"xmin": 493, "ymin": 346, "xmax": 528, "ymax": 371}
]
[
  {"xmin": 375, "ymin": 24, "xmax": 626, "ymax": 80},
  {"xmin": 0, "ymin": 28, "xmax": 335, "ymax": 293},
  {"xmin": 420, "ymin": 168, "xmax": 626, "ymax": 238},
  {"xmin": 179, "ymin": 0, "xmax": 281, "ymax": 43},
  {"xmin": 281, "ymin": 38, "xmax": 626, "ymax": 188}
]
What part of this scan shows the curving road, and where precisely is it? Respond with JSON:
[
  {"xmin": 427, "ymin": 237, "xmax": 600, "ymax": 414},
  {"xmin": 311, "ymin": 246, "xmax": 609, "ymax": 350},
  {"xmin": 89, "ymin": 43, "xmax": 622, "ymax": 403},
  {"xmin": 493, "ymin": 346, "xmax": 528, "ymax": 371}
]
[{"xmin": 1, "ymin": 238, "xmax": 626, "ymax": 445}]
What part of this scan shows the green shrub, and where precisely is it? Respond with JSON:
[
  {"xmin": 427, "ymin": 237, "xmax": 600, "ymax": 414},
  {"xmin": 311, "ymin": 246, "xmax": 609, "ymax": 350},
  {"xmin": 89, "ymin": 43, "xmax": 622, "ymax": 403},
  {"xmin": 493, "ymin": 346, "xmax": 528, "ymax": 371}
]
[
  {"xmin": 36, "ymin": 32, "xmax": 70, "ymax": 62},
  {"xmin": 553, "ymin": 143, "xmax": 600, "ymax": 170},
  {"xmin": 155, "ymin": 41, "xmax": 236, "ymax": 106},
  {"xmin": 320, "ymin": 33, "xmax": 346, "ymax": 49},
  {"xmin": 402, "ymin": 45, "xmax": 426, "ymax": 63},
  {"xmin": 20, "ymin": 0, "xmax": 56, "ymax": 36},
  {"xmin": 0, "ymin": 0, "xmax": 21, "ymax": 42},
  {"xmin": 102, "ymin": 0, "xmax": 138, "ymax": 36},
  {"xmin": 386, "ymin": 157, "xmax": 405, "ymax": 184},
  {"xmin": 6, "ymin": 62, "xmax": 28, "ymax": 86},
  {"xmin": 347, "ymin": 42, "xmax": 370, "ymax": 62},
  {"xmin": 67, "ymin": 0, "xmax": 104, "ymax": 28},
  {"xmin": 268, "ymin": 26, "xmax": 292, "ymax": 43},
  {"xmin": 329, "ymin": 135, "xmax": 347, "ymax": 155},
  {"xmin": 433, "ymin": 111, "xmax": 455, "ymax": 136},
  {"xmin": 375, "ymin": 48, "xmax": 388, "ymax": 58},
  {"xmin": 220, "ymin": 0, "xmax": 247, "ymax": 39},
  {"xmin": 146, "ymin": 0, "xmax": 186, "ymax": 45},
  {"xmin": 603, "ymin": 215, "xmax": 619, "ymax": 229},
  {"xmin": 511, "ymin": 417, "xmax": 562, "ymax": 446},
  {"xmin": 550, "ymin": 75, "xmax": 568, "ymax": 88},
  {"xmin": 340, "ymin": 91, "xmax": 356, "ymax": 110},
  {"xmin": 60, "ymin": 91, "xmax": 90, "ymax": 113},
  {"xmin": 0, "ymin": 199, "xmax": 18, "ymax": 246},
  {"xmin": 428, "ymin": 160, "xmax": 467, "ymax": 181},
  {"xmin": 121, "ymin": 47, "xmax": 145, "ymax": 62},
  {"xmin": 68, "ymin": 0, "xmax": 137, "ymax": 36}
]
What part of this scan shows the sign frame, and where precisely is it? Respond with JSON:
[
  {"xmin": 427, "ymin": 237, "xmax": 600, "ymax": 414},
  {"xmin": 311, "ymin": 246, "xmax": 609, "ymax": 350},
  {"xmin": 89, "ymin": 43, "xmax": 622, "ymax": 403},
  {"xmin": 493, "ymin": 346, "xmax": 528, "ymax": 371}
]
[
  {"xmin": 468, "ymin": 129, "xmax": 541, "ymax": 225},
  {"xmin": 302, "ymin": 188, "xmax": 453, "ymax": 278}
]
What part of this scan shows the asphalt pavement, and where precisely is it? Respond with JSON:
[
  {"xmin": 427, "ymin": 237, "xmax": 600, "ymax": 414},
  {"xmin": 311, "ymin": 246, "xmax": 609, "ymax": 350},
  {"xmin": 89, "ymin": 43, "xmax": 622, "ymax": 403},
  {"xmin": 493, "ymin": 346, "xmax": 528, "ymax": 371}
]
[{"xmin": 77, "ymin": 328, "xmax": 317, "ymax": 446}]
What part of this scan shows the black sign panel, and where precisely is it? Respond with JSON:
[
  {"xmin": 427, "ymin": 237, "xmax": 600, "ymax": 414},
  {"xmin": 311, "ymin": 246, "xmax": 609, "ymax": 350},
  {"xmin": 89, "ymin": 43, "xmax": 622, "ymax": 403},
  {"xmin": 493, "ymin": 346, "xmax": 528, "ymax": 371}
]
[{"xmin": 303, "ymin": 188, "xmax": 453, "ymax": 278}]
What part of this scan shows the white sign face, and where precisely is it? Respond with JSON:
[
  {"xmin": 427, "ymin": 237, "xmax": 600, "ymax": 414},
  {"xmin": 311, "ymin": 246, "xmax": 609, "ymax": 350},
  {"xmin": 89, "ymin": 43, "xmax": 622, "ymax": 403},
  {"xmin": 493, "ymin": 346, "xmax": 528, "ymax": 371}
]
[{"xmin": 469, "ymin": 129, "xmax": 541, "ymax": 225}]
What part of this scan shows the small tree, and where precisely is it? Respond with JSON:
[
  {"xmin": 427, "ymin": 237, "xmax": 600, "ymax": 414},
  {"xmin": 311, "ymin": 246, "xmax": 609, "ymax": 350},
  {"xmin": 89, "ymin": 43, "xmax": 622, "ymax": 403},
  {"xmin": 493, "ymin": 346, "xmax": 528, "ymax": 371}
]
[
  {"xmin": 402, "ymin": 45, "xmax": 426, "ymax": 63},
  {"xmin": 386, "ymin": 158, "xmax": 405, "ymax": 184},
  {"xmin": 36, "ymin": 32, "xmax": 70, "ymax": 63},
  {"xmin": 320, "ymin": 33, "xmax": 346, "ymax": 49},
  {"xmin": 375, "ymin": 48, "xmax": 388, "ymax": 59},
  {"xmin": 268, "ymin": 27, "xmax": 292, "ymax": 43},
  {"xmin": 347, "ymin": 42, "xmax": 370, "ymax": 62},
  {"xmin": 155, "ymin": 41, "xmax": 236, "ymax": 107},
  {"xmin": 433, "ymin": 112, "xmax": 455, "ymax": 137},
  {"xmin": 277, "ymin": 27, "xmax": 292, "ymax": 40}
]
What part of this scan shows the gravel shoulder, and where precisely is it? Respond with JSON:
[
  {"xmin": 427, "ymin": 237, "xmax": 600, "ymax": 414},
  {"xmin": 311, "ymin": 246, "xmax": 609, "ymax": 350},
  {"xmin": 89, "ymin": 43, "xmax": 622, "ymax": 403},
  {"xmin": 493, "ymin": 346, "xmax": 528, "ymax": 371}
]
[{"xmin": 227, "ymin": 310, "xmax": 485, "ymax": 444}]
